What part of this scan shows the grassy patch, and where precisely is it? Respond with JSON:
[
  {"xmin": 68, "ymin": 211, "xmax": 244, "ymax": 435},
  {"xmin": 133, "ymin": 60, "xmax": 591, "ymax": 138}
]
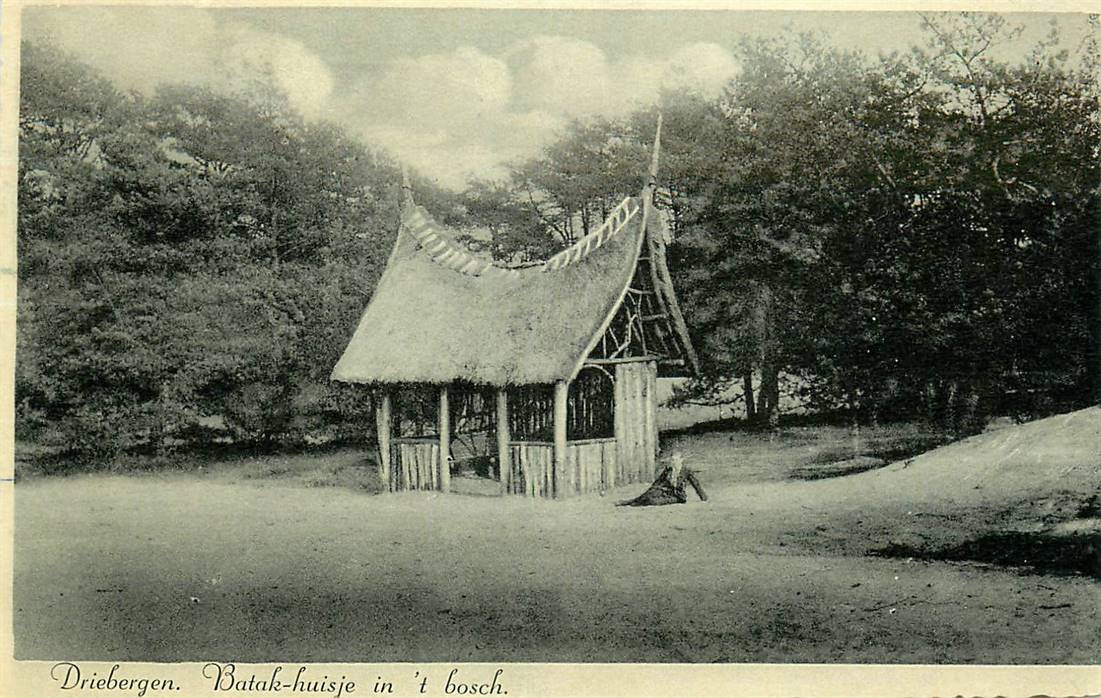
[
  {"xmin": 873, "ymin": 528, "xmax": 1101, "ymax": 578},
  {"xmin": 789, "ymin": 456, "xmax": 888, "ymax": 480},
  {"xmin": 787, "ymin": 428, "xmax": 948, "ymax": 480}
]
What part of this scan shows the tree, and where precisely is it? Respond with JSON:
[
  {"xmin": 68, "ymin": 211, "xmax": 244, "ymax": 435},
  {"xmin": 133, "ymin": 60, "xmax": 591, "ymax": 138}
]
[
  {"xmin": 16, "ymin": 40, "xmax": 470, "ymax": 458},
  {"xmin": 891, "ymin": 13, "xmax": 1101, "ymax": 430},
  {"xmin": 466, "ymin": 17, "xmax": 1099, "ymax": 434}
]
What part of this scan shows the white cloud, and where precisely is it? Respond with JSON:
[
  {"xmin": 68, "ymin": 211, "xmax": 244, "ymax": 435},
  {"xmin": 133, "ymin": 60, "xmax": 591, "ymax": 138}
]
[
  {"xmin": 25, "ymin": 7, "xmax": 334, "ymax": 119},
  {"xmin": 662, "ymin": 42, "xmax": 742, "ymax": 95},
  {"xmin": 25, "ymin": 9, "xmax": 739, "ymax": 189},
  {"xmin": 509, "ymin": 36, "xmax": 612, "ymax": 116},
  {"xmin": 223, "ymin": 27, "xmax": 334, "ymax": 119},
  {"xmin": 350, "ymin": 36, "xmax": 739, "ymax": 188},
  {"xmin": 336, "ymin": 45, "xmax": 527, "ymax": 188},
  {"xmin": 352, "ymin": 46, "xmax": 511, "ymax": 132}
]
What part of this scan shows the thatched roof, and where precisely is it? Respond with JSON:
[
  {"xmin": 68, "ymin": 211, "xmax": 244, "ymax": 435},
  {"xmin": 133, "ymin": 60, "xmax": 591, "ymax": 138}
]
[{"xmin": 331, "ymin": 196, "xmax": 651, "ymax": 386}]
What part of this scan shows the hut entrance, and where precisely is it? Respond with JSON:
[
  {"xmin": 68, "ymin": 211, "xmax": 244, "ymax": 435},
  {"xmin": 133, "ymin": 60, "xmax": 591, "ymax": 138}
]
[
  {"xmin": 381, "ymin": 383, "xmax": 502, "ymax": 495},
  {"xmin": 447, "ymin": 384, "xmax": 501, "ymax": 494},
  {"xmin": 384, "ymin": 385, "xmax": 442, "ymax": 492},
  {"xmin": 501, "ymin": 365, "xmax": 639, "ymax": 498}
]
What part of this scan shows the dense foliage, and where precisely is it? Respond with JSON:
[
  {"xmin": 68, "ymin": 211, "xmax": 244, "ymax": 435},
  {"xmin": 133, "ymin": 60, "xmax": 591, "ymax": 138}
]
[
  {"xmin": 16, "ymin": 42, "xmax": 432, "ymax": 456},
  {"xmin": 16, "ymin": 14, "xmax": 1100, "ymax": 462},
  {"xmin": 462, "ymin": 15, "xmax": 1100, "ymax": 434}
]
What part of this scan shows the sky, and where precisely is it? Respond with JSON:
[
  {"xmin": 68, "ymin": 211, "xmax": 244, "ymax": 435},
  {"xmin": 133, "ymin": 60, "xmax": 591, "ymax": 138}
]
[{"xmin": 22, "ymin": 6, "xmax": 1097, "ymax": 189}]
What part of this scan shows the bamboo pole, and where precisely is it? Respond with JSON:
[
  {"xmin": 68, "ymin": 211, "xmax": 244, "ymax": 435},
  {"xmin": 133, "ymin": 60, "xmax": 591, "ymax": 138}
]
[
  {"xmin": 625, "ymin": 363, "xmax": 642, "ymax": 477},
  {"xmin": 542, "ymin": 448, "xmax": 550, "ymax": 498},
  {"xmin": 524, "ymin": 447, "xmax": 534, "ymax": 497},
  {"xmin": 438, "ymin": 386, "xmax": 451, "ymax": 493},
  {"xmin": 633, "ymin": 364, "xmax": 642, "ymax": 481},
  {"xmin": 637, "ymin": 367, "xmax": 645, "ymax": 479},
  {"xmin": 604, "ymin": 441, "xmax": 613, "ymax": 490},
  {"xmin": 412, "ymin": 444, "xmax": 420, "ymax": 490},
  {"xmin": 638, "ymin": 364, "xmax": 648, "ymax": 480},
  {"xmin": 613, "ymin": 364, "xmax": 624, "ymax": 488},
  {"xmin": 496, "ymin": 389, "xmax": 511, "ymax": 495},
  {"xmin": 568, "ymin": 444, "xmax": 577, "ymax": 496},
  {"xmin": 649, "ymin": 361, "xmax": 660, "ymax": 460},
  {"xmin": 578, "ymin": 445, "xmax": 586, "ymax": 495},
  {"xmin": 416, "ymin": 444, "xmax": 425, "ymax": 490},
  {"xmin": 429, "ymin": 443, "xmax": 437, "ymax": 490},
  {"xmin": 375, "ymin": 391, "xmax": 392, "ymax": 491},
  {"xmin": 643, "ymin": 361, "xmax": 657, "ymax": 477},
  {"xmin": 400, "ymin": 443, "xmax": 410, "ymax": 490},
  {"xmin": 553, "ymin": 380, "xmax": 569, "ymax": 499},
  {"xmin": 512, "ymin": 445, "xmax": 521, "ymax": 495}
]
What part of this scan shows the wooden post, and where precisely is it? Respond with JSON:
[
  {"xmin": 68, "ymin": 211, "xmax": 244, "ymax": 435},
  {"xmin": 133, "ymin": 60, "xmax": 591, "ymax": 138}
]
[
  {"xmin": 612, "ymin": 365, "xmax": 624, "ymax": 488},
  {"xmin": 650, "ymin": 361, "xmax": 659, "ymax": 458},
  {"xmin": 375, "ymin": 391, "xmax": 392, "ymax": 491},
  {"xmin": 642, "ymin": 358, "xmax": 656, "ymax": 473},
  {"xmin": 553, "ymin": 380, "xmax": 569, "ymax": 498},
  {"xmin": 496, "ymin": 389, "xmax": 511, "ymax": 495},
  {"xmin": 400, "ymin": 442, "xmax": 411, "ymax": 490},
  {"xmin": 438, "ymin": 386, "xmax": 451, "ymax": 493}
]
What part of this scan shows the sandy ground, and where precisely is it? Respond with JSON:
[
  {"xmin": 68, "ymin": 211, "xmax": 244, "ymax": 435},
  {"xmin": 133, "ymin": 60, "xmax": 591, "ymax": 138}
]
[{"xmin": 12, "ymin": 409, "xmax": 1101, "ymax": 663}]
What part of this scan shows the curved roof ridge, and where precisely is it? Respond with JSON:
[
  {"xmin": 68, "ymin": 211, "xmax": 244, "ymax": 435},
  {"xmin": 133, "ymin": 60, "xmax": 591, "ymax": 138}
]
[
  {"xmin": 331, "ymin": 196, "xmax": 646, "ymax": 386},
  {"xmin": 404, "ymin": 205, "xmax": 521, "ymax": 280},
  {"xmin": 542, "ymin": 196, "xmax": 640, "ymax": 272}
]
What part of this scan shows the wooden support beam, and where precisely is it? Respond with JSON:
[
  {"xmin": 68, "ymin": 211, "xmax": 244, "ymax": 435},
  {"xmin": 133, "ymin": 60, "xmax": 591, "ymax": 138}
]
[
  {"xmin": 613, "ymin": 366, "xmax": 625, "ymax": 490},
  {"xmin": 649, "ymin": 361, "xmax": 660, "ymax": 459},
  {"xmin": 553, "ymin": 380, "xmax": 569, "ymax": 498},
  {"xmin": 584, "ymin": 355, "xmax": 660, "ymax": 366},
  {"xmin": 375, "ymin": 391, "xmax": 392, "ymax": 491},
  {"xmin": 496, "ymin": 389, "xmax": 511, "ymax": 495},
  {"xmin": 438, "ymin": 385, "xmax": 451, "ymax": 493}
]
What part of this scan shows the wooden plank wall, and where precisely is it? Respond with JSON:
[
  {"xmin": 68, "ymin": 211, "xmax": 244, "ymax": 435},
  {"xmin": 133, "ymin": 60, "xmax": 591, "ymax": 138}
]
[
  {"xmin": 614, "ymin": 360, "xmax": 658, "ymax": 487},
  {"xmin": 508, "ymin": 442, "xmax": 553, "ymax": 497},
  {"xmin": 507, "ymin": 439, "xmax": 618, "ymax": 498},
  {"xmin": 390, "ymin": 438, "xmax": 440, "ymax": 492},
  {"xmin": 570, "ymin": 439, "xmax": 618, "ymax": 496}
]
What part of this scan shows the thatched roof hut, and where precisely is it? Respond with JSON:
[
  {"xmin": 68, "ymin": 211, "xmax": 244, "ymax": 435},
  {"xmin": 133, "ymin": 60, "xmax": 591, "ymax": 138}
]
[
  {"xmin": 332, "ymin": 196, "xmax": 689, "ymax": 385},
  {"xmin": 332, "ymin": 120, "xmax": 697, "ymax": 498}
]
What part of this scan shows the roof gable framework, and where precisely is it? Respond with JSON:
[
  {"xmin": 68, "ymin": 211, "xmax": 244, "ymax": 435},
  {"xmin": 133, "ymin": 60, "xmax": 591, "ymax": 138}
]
[{"xmin": 584, "ymin": 207, "xmax": 698, "ymax": 376}]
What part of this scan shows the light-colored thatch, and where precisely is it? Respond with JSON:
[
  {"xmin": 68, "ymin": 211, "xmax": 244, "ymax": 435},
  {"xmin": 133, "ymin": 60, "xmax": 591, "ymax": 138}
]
[{"xmin": 331, "ymin": 198, "xmax": 647, "ymax": 386}]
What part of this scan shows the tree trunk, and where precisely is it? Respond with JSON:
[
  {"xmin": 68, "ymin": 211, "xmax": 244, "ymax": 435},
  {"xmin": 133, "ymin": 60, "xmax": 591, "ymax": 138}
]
[
  {"xmin": 743, "ymin": 373, "xmax": 756, "ymax": 423},
  {"xmin": 754, "ymin": 281, "xmax": 780, "ymax": 430},
  {"xmin": 761, "ymin": 365, "xmax": 780, "ymax": 431},
  {"xmin": 960, "ymin": 374, "xmax": 989, "ymax": 436}
]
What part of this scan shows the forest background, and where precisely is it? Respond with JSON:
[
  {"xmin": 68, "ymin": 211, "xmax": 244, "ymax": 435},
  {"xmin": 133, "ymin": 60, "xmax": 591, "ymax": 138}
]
[{"xmin": 15, "ymin": 13, "xmax": 1100, "ymax": 462}]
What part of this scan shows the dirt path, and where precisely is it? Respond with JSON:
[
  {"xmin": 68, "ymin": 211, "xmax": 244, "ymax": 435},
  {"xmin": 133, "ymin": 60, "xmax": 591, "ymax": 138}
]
[{"xmin": 13, "ymin": 466, "xmax": 1100, "ymax": 663}]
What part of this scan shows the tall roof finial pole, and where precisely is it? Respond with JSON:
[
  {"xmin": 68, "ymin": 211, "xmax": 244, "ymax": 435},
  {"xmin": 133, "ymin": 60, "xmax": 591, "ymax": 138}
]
[
  {"xmin": 400, "ymin": 164, "xmax": 414, "ymax": 209},
  {"xmin": 648, "ymin": 112, "xmax": 663, "ymax": 192}
]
